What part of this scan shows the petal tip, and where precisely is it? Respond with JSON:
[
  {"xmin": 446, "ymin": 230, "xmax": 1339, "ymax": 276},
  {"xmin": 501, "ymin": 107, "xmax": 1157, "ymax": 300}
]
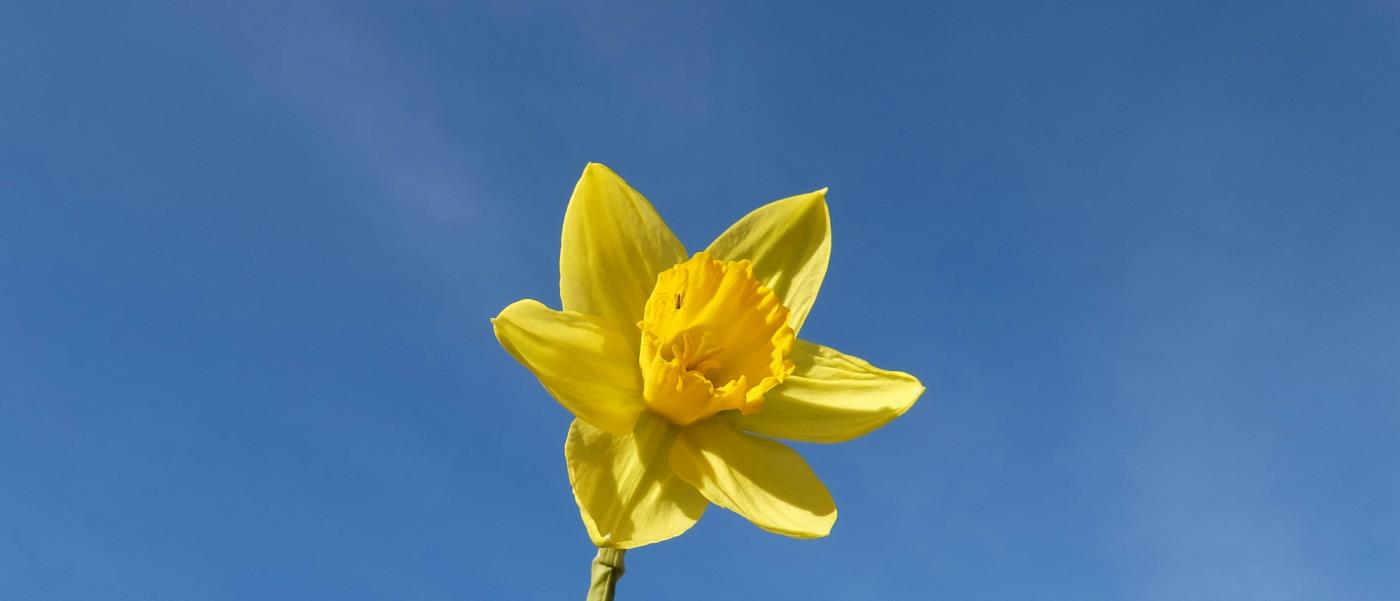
[
  {"xmin": 794, "ymin": 188, "xmax": 829, "ymax": 211},
  {"xmin": 900, "ymin": 379, "xmax": 928, "ymax": 415},
  {"xmin": 811, "ymin": 509, "xmax": 837, "ymax": 538},
  {"xmin": 758, "ymin": 508, "xmax": 836, "ymax": 539},
  {"xmin": 582, "ymin": 161, "xmax": 616, "ymax": 178}
]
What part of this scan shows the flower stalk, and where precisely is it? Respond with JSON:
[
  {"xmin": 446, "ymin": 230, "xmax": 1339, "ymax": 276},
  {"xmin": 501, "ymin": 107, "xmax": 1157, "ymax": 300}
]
[{"xmin": 586, "ymin": 548, "xmax": 625, "ymax": 601}]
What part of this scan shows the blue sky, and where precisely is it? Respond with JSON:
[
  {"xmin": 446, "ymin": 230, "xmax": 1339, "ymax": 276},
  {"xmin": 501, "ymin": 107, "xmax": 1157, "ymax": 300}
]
[{"xmin": 3, "ymin": 1, "xmax": 1398, "ymax": 599}]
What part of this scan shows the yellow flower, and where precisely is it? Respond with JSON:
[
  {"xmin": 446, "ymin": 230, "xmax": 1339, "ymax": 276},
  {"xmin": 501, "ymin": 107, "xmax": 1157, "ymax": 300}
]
[{"xmin": 492, "ymin": 163, "xmax": 925, "ymax": 548}]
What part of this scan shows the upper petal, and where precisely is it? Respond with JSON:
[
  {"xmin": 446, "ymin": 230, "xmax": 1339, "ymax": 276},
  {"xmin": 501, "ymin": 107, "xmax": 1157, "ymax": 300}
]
[
  {"xmin": 704, "ymin": 189, "xmax": 830, "ymax": 333},
  {"xmin": 668, "ymin": 418, "xmax": 836, "ymax": 539},
  {"xmin": 729, "ymin": 339, "xmax": 924, "ymax": 443},
  {"xmin": 560, "ymin": 163, "xmax": 688, "ymax": 331},
  {"xmin": 492, "ymin": 299, "xmax": 644, "ymax": 435},
  {"xmin": 566, "ymin": 414, "xmax": 709, "ymax": 549}
]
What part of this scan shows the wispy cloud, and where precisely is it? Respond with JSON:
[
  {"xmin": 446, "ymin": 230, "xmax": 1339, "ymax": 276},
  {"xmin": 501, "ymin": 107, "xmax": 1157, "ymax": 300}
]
[
  {"xmin": 207, "ymin": 5, "xmax": 489, "ymax": 268},
  {"xmin": 1109, "ymin": 244, "xmax": 1333, "ymax": 600}
]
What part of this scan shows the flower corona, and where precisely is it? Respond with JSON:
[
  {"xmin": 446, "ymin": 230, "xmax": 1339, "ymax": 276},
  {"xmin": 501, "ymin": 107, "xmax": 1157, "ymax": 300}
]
[{"xmin": 639, "ymin": 253, "xmax": 795, "ymax": 426}]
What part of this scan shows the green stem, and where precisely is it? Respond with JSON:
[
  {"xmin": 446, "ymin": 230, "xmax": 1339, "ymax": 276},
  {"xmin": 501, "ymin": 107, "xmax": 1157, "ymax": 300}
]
[{"xmin": 586, "ymin": 548, "xmax": 626, "ymax": 601}]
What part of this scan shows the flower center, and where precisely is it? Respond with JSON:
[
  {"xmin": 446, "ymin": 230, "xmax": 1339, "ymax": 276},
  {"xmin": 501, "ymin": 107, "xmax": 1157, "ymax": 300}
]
[{"xmin": 638, "ymin": 252, "xmax": 796, "ymax": 426}]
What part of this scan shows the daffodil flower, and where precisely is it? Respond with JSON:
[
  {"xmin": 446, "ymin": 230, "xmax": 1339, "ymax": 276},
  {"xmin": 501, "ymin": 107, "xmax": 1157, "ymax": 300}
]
[{"xmin": 493, "ymin": 163, "xmax": 924, "ymax": 550}]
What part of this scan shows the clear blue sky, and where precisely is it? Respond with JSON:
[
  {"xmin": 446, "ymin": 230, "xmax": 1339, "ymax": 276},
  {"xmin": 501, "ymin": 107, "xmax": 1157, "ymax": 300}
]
[{"xmin": 3, "ymin": 1, "xmax": 1398, "ymax": 599}]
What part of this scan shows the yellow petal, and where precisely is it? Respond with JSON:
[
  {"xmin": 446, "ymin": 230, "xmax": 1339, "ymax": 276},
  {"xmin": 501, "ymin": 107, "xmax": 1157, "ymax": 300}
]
[
  {"xmin": 560, "ymin": 163, "xmax": 688, "ymax": 331},
  {"xmin": 704, "ymin": 189, "xmax": 830, "ymax": 332},
  {"xmin": 492, "ymin": 299, "xmax": 644, "ymax": 435},
  {"xmin": 566, "ymin": 414, "xmax": 709, "ymax": 549},
  {"xmin": 730, "ymin": 340, "xmax": 924, "ymax": 443},
  {"xmin": 669, "ymin": 418, "xmax": 835, "ymax": 538}
]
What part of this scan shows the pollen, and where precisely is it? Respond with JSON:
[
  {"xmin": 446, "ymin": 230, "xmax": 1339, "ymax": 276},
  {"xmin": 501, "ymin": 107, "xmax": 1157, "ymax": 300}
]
[{"xmin": 637, "ymin": 252, "xmax": 796, "ymax": 426}]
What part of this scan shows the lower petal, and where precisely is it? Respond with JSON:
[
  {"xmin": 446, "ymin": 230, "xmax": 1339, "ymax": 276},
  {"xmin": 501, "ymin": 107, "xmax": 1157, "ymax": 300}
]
[
  {"xmin": 566, "ymin": 414, "xmax": 708, "ymax": 549},
  {"xmin": 669, "ymin": 419, "xmax": 836, "ymax": 539}
]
